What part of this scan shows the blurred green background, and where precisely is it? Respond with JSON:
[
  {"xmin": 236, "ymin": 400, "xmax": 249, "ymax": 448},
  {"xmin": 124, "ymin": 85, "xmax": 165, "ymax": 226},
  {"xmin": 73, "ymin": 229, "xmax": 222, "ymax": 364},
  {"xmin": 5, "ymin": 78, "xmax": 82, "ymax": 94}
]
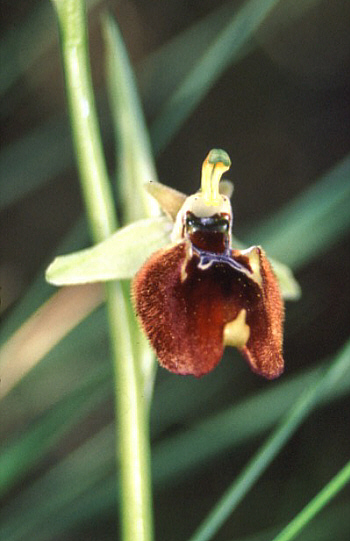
[{"xmin": 1, "ymin": 1, "xmax": 350, "ymax": 540}]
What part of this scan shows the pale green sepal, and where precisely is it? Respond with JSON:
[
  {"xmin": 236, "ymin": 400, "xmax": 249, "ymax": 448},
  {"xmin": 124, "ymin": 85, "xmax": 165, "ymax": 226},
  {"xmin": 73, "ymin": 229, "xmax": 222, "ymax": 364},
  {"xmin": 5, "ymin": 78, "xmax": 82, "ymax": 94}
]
[
  {"xmin": 46, "ymin": 216, "xmax": 172, "ymax": 286},
  {"xmin": 145, "ymin": 181, "xmax": 186, "ymax": 220},
  {"xmin": 270, "ymin": 257, "xmax": 301, "ymax": 300}
]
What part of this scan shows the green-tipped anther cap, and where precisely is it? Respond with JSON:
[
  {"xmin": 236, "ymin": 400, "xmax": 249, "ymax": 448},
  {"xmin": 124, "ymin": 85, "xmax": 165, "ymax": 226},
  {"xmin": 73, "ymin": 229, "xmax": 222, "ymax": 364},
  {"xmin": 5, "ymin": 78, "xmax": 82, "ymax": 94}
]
[
  {"xmin": 201, "ymin": 149, "xmax": 232, "ymax": 206},
  {"xmin": 207, "ymin": 148, "xmax": 231, "ymax": 167}
]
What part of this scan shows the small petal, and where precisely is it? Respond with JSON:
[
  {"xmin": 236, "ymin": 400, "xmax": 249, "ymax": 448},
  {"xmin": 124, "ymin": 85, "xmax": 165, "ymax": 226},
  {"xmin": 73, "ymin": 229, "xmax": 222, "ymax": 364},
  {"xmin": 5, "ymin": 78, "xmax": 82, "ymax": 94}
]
[
  {"xmin": 145, "ymin": 181, "xmax": 187, "ymax": 221},
  {"xmin": 145, "ymin": 178, "xmax": 235, "ymax": 220}
]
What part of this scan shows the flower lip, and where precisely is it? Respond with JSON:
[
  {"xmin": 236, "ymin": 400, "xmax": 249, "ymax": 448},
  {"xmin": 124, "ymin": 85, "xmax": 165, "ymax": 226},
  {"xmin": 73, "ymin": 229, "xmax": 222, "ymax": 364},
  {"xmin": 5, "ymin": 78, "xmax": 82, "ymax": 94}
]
[{"xmin": 133, "ymin": 239, "xmax": 284, "ymax": 379}]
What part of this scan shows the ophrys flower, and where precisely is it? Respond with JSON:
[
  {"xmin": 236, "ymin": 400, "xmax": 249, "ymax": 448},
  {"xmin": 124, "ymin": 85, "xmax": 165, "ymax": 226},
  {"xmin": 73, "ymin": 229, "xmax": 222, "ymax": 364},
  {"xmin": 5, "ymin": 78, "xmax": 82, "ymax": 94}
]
[
  {"xmin": 133, "ymin": 149, "xmax": 284, "ymax": 378},
  {"xmin": 46, "ymin": 149, "xmax": 299, "ymax": 378}
]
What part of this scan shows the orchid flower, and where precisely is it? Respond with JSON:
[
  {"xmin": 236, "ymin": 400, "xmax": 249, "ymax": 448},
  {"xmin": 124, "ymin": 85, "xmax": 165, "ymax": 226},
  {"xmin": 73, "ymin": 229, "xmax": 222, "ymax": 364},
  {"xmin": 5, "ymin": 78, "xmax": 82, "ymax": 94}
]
[{"xmin": 46, "ymin": 149, "xmax": 300, "ymax": 378}]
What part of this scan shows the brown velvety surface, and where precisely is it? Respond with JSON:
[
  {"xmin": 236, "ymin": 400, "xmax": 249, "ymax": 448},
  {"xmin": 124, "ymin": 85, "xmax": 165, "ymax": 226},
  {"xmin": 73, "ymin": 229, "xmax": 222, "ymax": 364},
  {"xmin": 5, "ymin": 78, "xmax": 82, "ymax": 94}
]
[{"xmin": 133, "ymin": 242, "xmax": 284, "ymax": 378}]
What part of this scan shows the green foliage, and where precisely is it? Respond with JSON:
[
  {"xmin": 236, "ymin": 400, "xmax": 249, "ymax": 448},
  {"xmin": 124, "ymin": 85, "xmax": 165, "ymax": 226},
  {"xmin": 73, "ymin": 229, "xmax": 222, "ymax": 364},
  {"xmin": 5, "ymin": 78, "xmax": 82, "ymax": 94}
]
[{"xmin": 1, "ymin": 1, "xmax": 350, "ymax": 541}]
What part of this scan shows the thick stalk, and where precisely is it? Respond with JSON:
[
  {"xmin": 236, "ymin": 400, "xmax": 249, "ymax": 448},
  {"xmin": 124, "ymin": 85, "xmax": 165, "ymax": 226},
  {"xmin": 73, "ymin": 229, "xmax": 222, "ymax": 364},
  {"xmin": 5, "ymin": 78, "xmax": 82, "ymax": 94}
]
[{"xmin": 50, "ymin": 1, "xmax": 154, "ymax": 540}]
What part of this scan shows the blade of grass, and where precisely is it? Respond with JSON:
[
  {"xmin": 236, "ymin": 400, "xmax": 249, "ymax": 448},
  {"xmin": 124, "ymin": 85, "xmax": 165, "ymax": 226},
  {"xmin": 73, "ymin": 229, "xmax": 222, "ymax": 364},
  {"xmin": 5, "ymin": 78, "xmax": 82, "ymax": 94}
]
[
  {"xmin": 0, "ymin": 368, "xmax": 232, "ymax": 541},
  {"xmin": 2, "ymin": 300, "xmax": 349, "ymax": 516},
  {"xmin": 0, "ymin": 0, "xmax": 102, "ymax": 98},
  {"xmin": 140, "ymin": 0, "xmax": 320, "ymax": 120},
  {"xmin": 138, "ymin": 1, "xmax": 245, "ymax": 119},
  {"xmin": 150, "ymin": 0, "xmax": 282, "ymax": 154},
  {"xmin": 3, "ymin": 344, "xmax": 350, "ymax": 541},
  {"xmin": 228, "ymin": 499, "xmax": 350, "ymax": 541},
  {"xmin": 0, "ymin": 116, "xmax": 73, "ymax": 210},
  {"xmin": 186, "ymin": 338, "xmax": 350, "ymax": 541},
  {"xmin": 0, "ymin": 364, "xmax": 238, "ymax": 534},
  {"xmin": 0, "ymin": 368, "xmax": 110, "ymax": 498},
  {"xmin": 244, "ymin": 153, "xmax": 350, "ymax": 269},
  {"xmin": 16, "ymin": 479, "xmax": 349, "ymax": 541},
  {"xmin": 1, "ymin": 1, "xmax": 229, "ymax": 209},
  {"xmin": 14, "ymin": 478, "xmax": 116, "ymax": 541},
  {"xmin": 103, "ymin": 12, "xmax": 159, "ymax": 223},
  {"xmin": 0, "ymin": 0, "xmax": 320, "ymax": 211},
  {"xmin": 0, "ymin": 305, "xmax": 110, "ymax": 437},
  {"xmin": 151, "ymin": 356, "xmax": 350, "ymax": 488},
  {"xmin": 0, "ymin": 100, "xmax": 114, "ymax": 211},
  {"xmin": 149, "ymin": 0, "xmax": 323, "ymax": 154},
  {"xmin": 0, "ymin": 283, "xmax": 103, "ymax": 399},
  {"xmin": 0, "ymin": 424, "xmax": 115, "ymax": 541},
  {"xmin": 102, "ymin": 11, "xmax": 161, "ymax": 395},
  {"xmin": 0, "ymin": 311, "xmax": 113, "ymax": 501},
  {"xmin": 270, "ymin": 459, "xmax": 350, "ymax": 541},
  {"xmin": 0, "ymin": 218, "xmax": 88, "ymax": 350},
  {"xmin": 50, "ymin": 3, "xmax": 153, "ymax": 541}
]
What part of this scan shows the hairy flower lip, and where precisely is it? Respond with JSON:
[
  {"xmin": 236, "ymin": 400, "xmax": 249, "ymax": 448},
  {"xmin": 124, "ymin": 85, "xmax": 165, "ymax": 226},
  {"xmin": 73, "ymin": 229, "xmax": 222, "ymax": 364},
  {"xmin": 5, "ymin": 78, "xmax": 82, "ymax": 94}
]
[{"xmin": 133, "ymin": 238, "xmax": 284, "ymax": 379}]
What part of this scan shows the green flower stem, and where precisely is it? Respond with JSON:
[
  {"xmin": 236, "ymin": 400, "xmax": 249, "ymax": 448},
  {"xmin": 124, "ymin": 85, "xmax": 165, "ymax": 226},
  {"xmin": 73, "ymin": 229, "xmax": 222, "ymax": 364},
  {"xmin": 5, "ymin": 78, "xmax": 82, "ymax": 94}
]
[
  {"xmin": 271, "ymin": 458, "xmax": 350, "ymax": 541},
  {"xmin": 52, "ymin": 0, "xmax": 116, "ymax": 241},
  {"xmin": 106, "ymin": 282, "xmax": 153, "ymax": 541},
  {"xmin": 50, "ymin": 1, "xmax": 153, "ymax": 540}
]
